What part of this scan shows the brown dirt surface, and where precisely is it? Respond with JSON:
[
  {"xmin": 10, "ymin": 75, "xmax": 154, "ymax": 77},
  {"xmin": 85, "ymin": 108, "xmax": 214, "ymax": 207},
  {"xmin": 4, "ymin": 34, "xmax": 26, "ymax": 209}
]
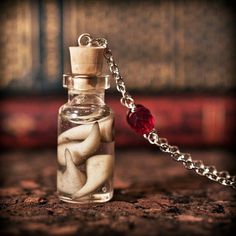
[{"xmin": 0, "ymin": 149, "xmax": 235, "ymax": 236}]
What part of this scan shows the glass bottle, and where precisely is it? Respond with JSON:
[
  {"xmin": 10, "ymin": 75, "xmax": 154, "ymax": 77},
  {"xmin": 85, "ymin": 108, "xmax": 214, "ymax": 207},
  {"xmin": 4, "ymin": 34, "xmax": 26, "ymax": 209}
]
[{"xmin": 57, "ymin": 74, "xmax": 115, "ymax": 203}]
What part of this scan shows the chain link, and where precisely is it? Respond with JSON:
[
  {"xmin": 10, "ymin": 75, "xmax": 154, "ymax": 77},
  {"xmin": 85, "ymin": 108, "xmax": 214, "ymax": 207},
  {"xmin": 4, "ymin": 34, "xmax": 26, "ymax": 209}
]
[
  {"xmin": 80, "ymin": 34, "xmax": 236, "ymax": 190},
  {"xmin": 143, "ymin": 130, "xmax": 236, "ymax": 189}
]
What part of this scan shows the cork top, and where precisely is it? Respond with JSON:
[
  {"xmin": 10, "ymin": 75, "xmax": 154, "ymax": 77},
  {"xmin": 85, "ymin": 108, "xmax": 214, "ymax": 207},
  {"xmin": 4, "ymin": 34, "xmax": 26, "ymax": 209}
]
[{"xmin": 69, "ymin": 33, "xmax": 105, "ymax": 75}]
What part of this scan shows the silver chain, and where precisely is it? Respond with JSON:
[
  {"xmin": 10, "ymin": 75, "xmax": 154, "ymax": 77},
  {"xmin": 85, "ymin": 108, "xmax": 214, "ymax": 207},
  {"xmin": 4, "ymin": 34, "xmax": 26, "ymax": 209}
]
[{"xmin": 79, "ymin": 33, "xmax": 236, "ymax": 190}]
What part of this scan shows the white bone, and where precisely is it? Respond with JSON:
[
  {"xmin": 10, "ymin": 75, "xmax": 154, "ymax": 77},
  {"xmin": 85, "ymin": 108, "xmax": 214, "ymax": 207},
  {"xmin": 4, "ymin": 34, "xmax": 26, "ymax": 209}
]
[
  {"xmin": 58, "ymin": 113, "xmax": 114, "ymax": 144},
  {"xmin": 57, "ymin": 122, "xmax": 100, "ymax": 166},
  {"xmin": 57, "ymin": 149, "xmax": 86, "ymax": 195},
  {"xmin": 72, "ymin": 154, "xmax": 114, "ymax": 199},
  {"xmin": 58, "ymin": 124, "xmax": 92, "ymax": 144}
]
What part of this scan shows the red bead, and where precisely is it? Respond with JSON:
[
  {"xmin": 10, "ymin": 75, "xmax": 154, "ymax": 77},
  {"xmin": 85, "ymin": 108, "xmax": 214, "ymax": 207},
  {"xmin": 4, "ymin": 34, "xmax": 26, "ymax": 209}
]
[{"xmin": 127, "ymin": 104, "xmax": 155, "ymax": 135}]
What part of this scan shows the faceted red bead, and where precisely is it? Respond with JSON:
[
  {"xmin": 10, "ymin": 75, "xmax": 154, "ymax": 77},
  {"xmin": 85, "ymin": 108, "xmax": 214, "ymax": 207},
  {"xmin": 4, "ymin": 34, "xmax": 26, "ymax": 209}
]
[{"xmin": 127, "ymin": 104, "xmax": 155, "ymax": 135}]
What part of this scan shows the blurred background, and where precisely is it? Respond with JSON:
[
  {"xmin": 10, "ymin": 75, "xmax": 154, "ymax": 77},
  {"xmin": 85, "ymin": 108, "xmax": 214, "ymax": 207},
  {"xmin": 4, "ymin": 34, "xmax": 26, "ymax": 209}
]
[{"xmin": 0, "ymin": 0, "xmax": 235, "ymax": 149}]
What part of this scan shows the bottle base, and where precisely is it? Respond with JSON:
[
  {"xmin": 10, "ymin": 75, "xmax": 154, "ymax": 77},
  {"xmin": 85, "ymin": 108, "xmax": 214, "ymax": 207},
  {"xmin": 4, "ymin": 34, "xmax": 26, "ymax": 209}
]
[{"xmin": 58, "ymin": 191, "xmax": 113, "ymax": 204}]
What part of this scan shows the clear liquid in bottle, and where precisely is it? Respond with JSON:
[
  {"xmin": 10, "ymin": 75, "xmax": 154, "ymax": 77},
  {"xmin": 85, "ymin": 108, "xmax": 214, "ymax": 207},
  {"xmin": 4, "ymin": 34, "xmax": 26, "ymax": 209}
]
[{"xmin": 57, "ymin": 102, "xmax": 114, "ymax": 203}]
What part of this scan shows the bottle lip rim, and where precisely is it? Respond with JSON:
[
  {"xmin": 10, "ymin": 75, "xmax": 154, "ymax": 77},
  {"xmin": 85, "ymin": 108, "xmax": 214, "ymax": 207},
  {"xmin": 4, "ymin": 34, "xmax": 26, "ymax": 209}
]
[
  {"xmin": 63, "ymin": 74, "xmax": 109, "ymax": 78},
  {"xmin": 63, "ymin": 74, "xmax": 110, "ymax": 90},
  {"xmin": 69, "ymin": 46, "xmax": 105, "ymax": 49}
]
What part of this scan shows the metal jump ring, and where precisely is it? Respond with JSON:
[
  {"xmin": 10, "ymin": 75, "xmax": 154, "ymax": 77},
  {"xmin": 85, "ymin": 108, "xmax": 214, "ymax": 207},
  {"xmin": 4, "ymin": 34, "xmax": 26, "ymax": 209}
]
[{"xmin": 78, "ymin": 33, "xmax": 92, "ymax": 46}]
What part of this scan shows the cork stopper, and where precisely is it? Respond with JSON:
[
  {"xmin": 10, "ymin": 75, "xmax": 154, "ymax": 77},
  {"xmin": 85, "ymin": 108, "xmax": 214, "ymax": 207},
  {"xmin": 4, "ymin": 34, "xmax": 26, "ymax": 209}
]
[{"xmin": 69, "ymin": 34, "xmax": 105, "ymax": 75}]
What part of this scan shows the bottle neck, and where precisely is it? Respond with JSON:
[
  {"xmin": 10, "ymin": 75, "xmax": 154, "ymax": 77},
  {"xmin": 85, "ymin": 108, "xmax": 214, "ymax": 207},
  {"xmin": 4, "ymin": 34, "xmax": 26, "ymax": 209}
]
[{"xmin": 68, "ymin": 89, "xmax": 105, "ymax": 105}]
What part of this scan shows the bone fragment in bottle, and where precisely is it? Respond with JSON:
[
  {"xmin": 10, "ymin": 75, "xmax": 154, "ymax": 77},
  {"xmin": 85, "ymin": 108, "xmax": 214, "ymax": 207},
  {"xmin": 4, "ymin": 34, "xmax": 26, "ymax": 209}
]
[
  {"xmin": 57, "ymin": 122, "xmax": 100, "ymax": 166},
  {"xmin": 57, "ymin": 149, "xmax": 86, "ymax": 195},
  {"xmin": 72, "ymin": 154, "xmax": 114, "ymax": 199}
]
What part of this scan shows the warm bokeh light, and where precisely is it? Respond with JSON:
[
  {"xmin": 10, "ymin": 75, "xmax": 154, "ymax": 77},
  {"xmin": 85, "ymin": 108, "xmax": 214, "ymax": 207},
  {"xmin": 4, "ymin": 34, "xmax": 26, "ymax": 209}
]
[{"xmin": 0, "ymin": 0, "xmax": 235, "ymax": 149}]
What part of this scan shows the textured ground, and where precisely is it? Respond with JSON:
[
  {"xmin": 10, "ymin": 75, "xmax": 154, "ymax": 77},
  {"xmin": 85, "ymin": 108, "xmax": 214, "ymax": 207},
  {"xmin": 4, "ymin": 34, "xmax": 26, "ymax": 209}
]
[{"xmin": 0, "ymin": 149, "xmax": 235, "ymax": 236}]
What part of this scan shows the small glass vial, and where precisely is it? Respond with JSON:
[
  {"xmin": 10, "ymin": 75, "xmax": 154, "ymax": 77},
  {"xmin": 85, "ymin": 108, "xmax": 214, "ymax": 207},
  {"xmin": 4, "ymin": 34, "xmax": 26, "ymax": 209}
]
[{"xmin": 57, "ymin": 74, "xmax": 114, "ymax": 203}]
